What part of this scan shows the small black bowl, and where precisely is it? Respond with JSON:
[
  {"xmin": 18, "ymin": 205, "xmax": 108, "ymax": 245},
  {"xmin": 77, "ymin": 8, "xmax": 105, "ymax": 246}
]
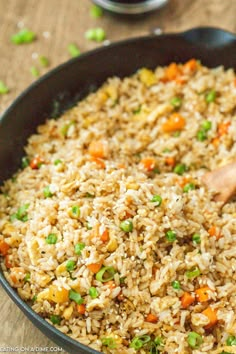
[{"xmin": 0, "ymin": 27, "xmax": 236, "ymax": 354}]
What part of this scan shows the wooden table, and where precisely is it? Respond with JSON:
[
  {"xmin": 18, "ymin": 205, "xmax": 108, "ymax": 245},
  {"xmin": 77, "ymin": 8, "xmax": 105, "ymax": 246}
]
[{"xmin": 0, "ymin": 0, "xmax": 235, "ymax": 352}]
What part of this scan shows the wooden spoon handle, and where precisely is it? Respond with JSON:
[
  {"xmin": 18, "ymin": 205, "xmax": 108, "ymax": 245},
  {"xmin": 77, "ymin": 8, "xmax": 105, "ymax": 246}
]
[{"xmin": 202, "ymin": 161, "xmax": 236, "ymax": 203}]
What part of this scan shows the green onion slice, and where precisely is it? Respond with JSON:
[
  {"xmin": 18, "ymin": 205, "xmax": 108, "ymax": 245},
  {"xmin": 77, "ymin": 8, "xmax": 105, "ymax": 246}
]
[
  {"xmin": 50, "ymin": 315, "xmax": 61, "ymax": 325},
  {"xmin": 90, "ymin": 4, "xmax": 103, "ymax": 18},
  {"xmin": 68, "ymin": 43, "xmax": 81, "ymax": 58},
  {"xmin": 151, "ymin": 195, "xmax": 162, "ymax": 206},
  {"xmin": 186, "ymin": 266, "xmax": 201, "ymax": 279},
  {"xmin": 69, "ymin": 289, "xmax": 84, "ymax": 304},
  {"xmin": 96, "ymin": 266, "xmax": 116, "ymax": 282},
  {"xmin": 89, "ymin": 287, "xmax": 99, "ymax": 299},
  {"xmin": 66, "ymin": 260, "xmax": 76, "ymax": 272},
  {"xmin": 101, "ymin": 337, "xmax": 116, "ymax": 349},
  {"xmin": 10, "ymin": 203, "xmax": 30, "ymax": 222},
  {"xmin": 187, "ymin": 331, "xmax": 203, "ymax": 349},
  {"xmin": 85, "ymin": 28, "xmax": 106, "ymax": 42},
  {"xmin": 11, "ymin": 29, "xmax": 36, "ymax": 44},
  {"xmin": 0, "ymin": 80, "xmax": 9, "ymax": 94},
  {"xmin": 120, "ymin": 219, "xmax": 133, "ymax": 233},
  {"xmin": 226, "ymin": 335, "xmax": 236, "ymax": 346},
  {"xmin": 75, "ymin": 243, "xmax": 85, "ymax": 255},
  {"xmin": 130, "ymin": 335, "xmax": 151, "ymax": 350}
]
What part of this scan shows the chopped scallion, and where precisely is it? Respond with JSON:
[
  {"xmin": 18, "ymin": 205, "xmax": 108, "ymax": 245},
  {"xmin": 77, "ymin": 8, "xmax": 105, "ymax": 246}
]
[
  {"xmin": 71, "ymin": 205, "xmax": 80, "ymax": 218},
  {"xmin": 50, "ymin": 315, "xmax": 61, "ymax": 325},
  {"xmin": 54, "ymin": 159, "xmax": 62, "ymax": 165},
  {"xmin": 85, "ymin": 27, "xmax": 106, "ymax": 42},
  {"xmin": 39, "ymin": 55, "xmax": 49, "ymax": 67},
  {"xmin": 90, "ymin": 4, "xmax": 103, "ymax": 18},
  {"xmin": 120, "ymin": 219, "xmax": 133, "ymax": 233},
  {"xmin": 43, "ymin": 186, "xmax": 53, "ymax": 198},
  {"xmin": 66, "ymin": 260, "xmax": 76, "ymax": 272},
  {"xmin": 69, "ymin": 289, "xmax": 84, "ymax": 304},
  {"xmin": 11, "ymin": 29, "xmax": 36, "ymax": 44},
  {"xmin": 130, "ymin": 335, "xmax": 151, "ymax": 350},
  {"xmin": 22, "ymin": 156, "xmax": 30, "ymax": 168},
  {"xmin": 226, "ymin": 335, "xmax": 236, "ymax": 346},
  {"xmin": 30, "ymin": 66, "xmax": 40, "ymax": 78},
  {"xmin": 68, "ymin": 43, "xmax": 81, "ymax": 58},
  {"xmin": 101, "ymin": 337, "xmax": 116, "ymax": 349},
  {"xmin": 89, "ymin": 286, "xmax": 99, "ymax": 299},
  {"xmin": 10, "ymin": 203, "xmax": 30, "ymax": 222},
  {"xmin": 187, "ymin": 332, "xmax": 203, "ymax": 349},
  {"xmin": 151, "ymin": 195, "xmax": 162, "ymax": 206},
  {"xmin": 75, "ymin": 242, "xmax": 85, "ymax": 255},
  {"xmin": 186, "ymin": 266, "xmax": 201, "ymax": 279},
  {"xmin": 0, "ymin": 80, "xmax": 9, "ymax": 94},
  {"xmin": 183, "ymin": 183, "xmax": 195, "ymax": 193},
  {"xmin": 96, "ymin": 266, "xmax": 116, "ymax": 282},
  {"xmin": 24, "ymin": 273, "xmax": 31, "ymax": 282}
]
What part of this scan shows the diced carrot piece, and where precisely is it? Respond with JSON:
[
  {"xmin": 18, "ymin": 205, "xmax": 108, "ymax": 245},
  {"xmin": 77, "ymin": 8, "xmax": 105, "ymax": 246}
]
[
  {"xmin": 234, "ymin": 78, "xmax": 236, "ymax": 87},
  {"xmin": 77, "ymin": 304, "xmax": 86, "ymax": 315},
  {"xmin": 10, "ymin": 274, "xmax": 18, "ymax": 283},
  {"xmin": 90, "ymin": 157, "xmax": 106, "ymax": 169},
  {"xmin": 165, "ymin": 63, "xmax": 182, "ymax": 81},
  {"xmin": 5, "ymin": 255, "xmax": 13, "ymax": 268},
  {"xmin": 152, "ymin": 266, "xmax": 158, "ymax": 276},
  {"xmin": 117, "ymin": 163, "xmax": 126, "ymax": 169},
  {"xmin": 183, "ymin": 59, "xmax": 198, "ymax": 73},
  {"xmin": 195, "ymin": 286, "xmax": 212, "ymax": 302},
  {"xmin": 10, "ymin": 267, "xmax": 25, "ymax": 284},
  {"xmin": 218, "ymin": 122, "xmax": 230, "ymax": 136},
  {"xmin": 125, "ymin": 211, "xmax": 133, "ymax": 219},
  {"xmin": 202, "ymin": 307, "xmax": 218, "ymax": 329},
  {"xmin": 48, "ymin": 285, "xmax": 69, "ymax": 303},
  {"xmin": 145, "ymin": 313, "xmax": 158, "ymax": 323},
  {"xmin": 162, "ymin": 113, "xmax": 186, "ymax": 133},
  {"xmin": 178, "ymin": 177, "xmax": 191, "ymax": 188},
  {"xmin": 211, "ymin": 137, "xmax": 220, "ymax": 147},
  {"xmin": 87, "ymin": 262, "xmax": 102, "ymax": 274},
  {"xmin": 165, "ymin": 156, "xmax": 175, "ymax": 167},
  {"xmin": 30, "ymin": 155, "xmax": 44, "ymax": 169},
  {"xmin": 106, "ymin": 280, "xmax": 116, "ymax": 290},
  {"xmin": 88, "ymin": 141, "xmax": 106, "ymax": 158},
  {"xmin": 140, "ymin": 157, "xmax": 156, "ymax": 172},
  {"xmin": 181, "ymin": 292, "xmax": 195, "ymax": 308},
  {"xmin": 208, "ymin": 226, "xmax": 221, "ymax": 240},
  {"xmin": 0, "ymin": 240, "xmax": 10, "ymax": 256},
  {"xmin": 175, "ymin": 76, "xmax": 186, "ymax": 85},
  {"xmin": 100, "ymin": 229, "xmax": 109, "ymax": 243}
]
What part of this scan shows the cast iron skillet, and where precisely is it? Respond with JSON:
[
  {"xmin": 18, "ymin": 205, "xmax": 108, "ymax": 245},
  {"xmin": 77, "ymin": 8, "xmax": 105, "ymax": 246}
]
[{"xmin": 0, "ymin": 27, "xmax": 236, "ymax": 354}]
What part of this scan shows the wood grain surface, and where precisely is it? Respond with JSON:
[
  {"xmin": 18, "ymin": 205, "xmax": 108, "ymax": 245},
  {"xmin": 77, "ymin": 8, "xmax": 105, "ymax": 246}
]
[{"xmin": 0, "ymin": 0, "xmax": 235, "ymax": 353}]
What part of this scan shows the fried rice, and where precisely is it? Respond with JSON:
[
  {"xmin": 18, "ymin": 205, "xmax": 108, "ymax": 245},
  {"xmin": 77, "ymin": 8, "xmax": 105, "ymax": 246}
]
[{"xmin": 0, "ymin": 60, "xmax": 236, "ymax": 354}]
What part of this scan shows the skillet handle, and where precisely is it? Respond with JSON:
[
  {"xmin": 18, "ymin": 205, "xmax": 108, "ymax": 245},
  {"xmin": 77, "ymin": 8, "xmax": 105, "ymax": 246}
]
[{"xmin": 179, "ymin": 27, "xmax": 236, "ymax": 48}]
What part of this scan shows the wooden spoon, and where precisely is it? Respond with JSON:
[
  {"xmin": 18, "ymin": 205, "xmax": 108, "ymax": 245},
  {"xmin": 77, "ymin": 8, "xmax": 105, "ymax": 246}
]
[{"xmin": 202, "ymin": 161, "xmax": 236, "ymax": 203}]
